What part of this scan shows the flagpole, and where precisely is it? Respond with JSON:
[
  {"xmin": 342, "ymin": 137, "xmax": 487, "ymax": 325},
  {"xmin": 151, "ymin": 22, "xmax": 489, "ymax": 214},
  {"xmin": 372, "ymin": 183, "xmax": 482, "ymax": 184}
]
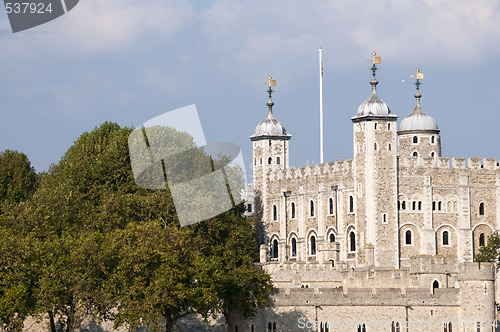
[{"xmin": 319, "ymin": 48, "xmax": 324, "ymax": 164}]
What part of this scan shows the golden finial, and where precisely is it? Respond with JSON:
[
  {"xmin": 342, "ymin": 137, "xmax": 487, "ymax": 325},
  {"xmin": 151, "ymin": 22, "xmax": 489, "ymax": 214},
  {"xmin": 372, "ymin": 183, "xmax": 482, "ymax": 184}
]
[
  {"xmin": 265, "ymin": 75, "xmax": 276, "ymax": 87},
  {"xmin": 411, "ymin": 67, "xmax": 424, "ymax": 80},
  {"xmin": 411, "ymin": 67, "xmax": 424, "ymax": 92},
  {"xmin": 366, "ymin": 51, "xmax": 381, "ymax": 79},
  {"xmin": 367, "ymin": 51, "xmax": 381, "ymax": 65}
]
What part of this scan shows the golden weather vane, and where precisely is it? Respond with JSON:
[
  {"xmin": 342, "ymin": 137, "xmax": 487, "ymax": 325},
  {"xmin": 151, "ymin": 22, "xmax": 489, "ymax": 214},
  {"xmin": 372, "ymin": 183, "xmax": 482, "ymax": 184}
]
[
  {"xmin": 366, "ymin": 51, "xmax": 381, "ymax": 77},
  {"xmin": 265, "ymin": 75, "xmax": 276, "ymax": 87},
  {"xmin": 367, "ymin": 51, "xmax": 381, "ymax": 65},
  {"xmin": 411, "ymin": 67, "xmax": 424, "ymax": 91}
]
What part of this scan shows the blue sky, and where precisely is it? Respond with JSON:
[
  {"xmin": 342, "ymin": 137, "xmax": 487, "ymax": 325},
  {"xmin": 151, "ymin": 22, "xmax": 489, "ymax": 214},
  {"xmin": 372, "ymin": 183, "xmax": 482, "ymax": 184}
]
[{"xmin": 1, "ymin": 0, "xmax": 500, "ymax": 182}]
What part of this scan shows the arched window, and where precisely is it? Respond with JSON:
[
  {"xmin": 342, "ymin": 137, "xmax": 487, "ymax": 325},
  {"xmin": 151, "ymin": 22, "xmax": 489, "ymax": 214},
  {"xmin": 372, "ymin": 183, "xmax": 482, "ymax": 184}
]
[
  {"xmin": 320, "ymin": 322, "xmax": 324, "ymax": 332},
  {"xmin": 374, "ymin": 123, "xmax": 377, "ymax": 129},
  {"xmin": 260, "ymin": 157, "xmax": 262, "ymax": 165},
  {"xmin": 433, "ymin": 280, "xmax": 439, "ymax": 292},
  {"xmin": 310, "ymin": 235, "xmax": 316, "ymax": 255},
  {"xmin": 329, "ymin": 233, "xmax": 335, "ymax": 243},
  {"xmin": 405, "ymin": 230, "xmax": 412, "ymax": 245},
  {"xmin": 433, "ymin": 201, "xmax": 436, "ymax": 211},
  {"xmin": 438, "ymin": 201, "xmax": 442, "ymax": 211},
  {"xmin": 291, "ymin": 202, "xmax": 296, "ymax": 219},
  {"xmin": 413, "ymin": 136, "xmax": 418, "ymax": 144},
  {"xmin": 418, "ymin": 201, "xmax": 422, "ymax": 210},
  {"xmin": 272, "ymin": 239, "xmax": 279, "ymax": 259},
  {"xmin": 392, "ymin": 322, "xmax": 400, "ymax": 332},
  {"xmin": 268, "ymin": 323, "xmax": 272, "ymax": 332},
  {"xmin": 272, "ymin": 205, "xmax": 277, "ymax": 221},
  {"xmin": 325, "ymin": 322, "xmax": 329, "ymax": 332},
  {"xmin": 291, "ymin": 238, "xmax": 297, "ymax": 257},
  {"xmin": 310, "ymin": 200, "xmax": 315, "ymax": 217},
  {"xmin": 374, "ymin": 143, "xmax": 377, "ymax": 150},
  {"xmin": 277, "ymin": 157, "xmax": 280, "ymax": 165},
  {"xmin": 349, "ymin": 195, "xmax": 354, "ymax": 213},
  {"xmin": 479, "ymin": 202, "xmax": 485, "ymax": 215},
  {"xmin": 431, "ymin": 152, "xmax": 435, "ymax": 157},
  {"xmin": 413, "ymin": 151, "xmax": 418, "ymax": 157},
  {"xmin": 412, "ymin": 201, "xmax": 416, "ymax": 210},
  {"xmin": 479, "ymin": 233, "xmax": 485, "ymax": 247},
  {"xmin": 442, "ymin": 231, "xmax": 449, "ymax": 246},
  {"xmin": 448, "ymin": 322, "xmax": 452, "ymax": 332},
  {"xmin": 388, "ymin": 143, "xmax": 392, "ymax": 151},
  {"xmin": 447, "ymin": 201, "xmax": 452, "ymax": 211},
  {"xmin": 431, "ymin": 136, "xmax": 435, "ymax": 143},
  {"xmin": 402, "ymin": 201, "xmax": 406, "ymax": 210},
  {"xmin": 349, "ymin": 231, "xmax": 356, "ymax": 252},
  {"xmin": 388, "ymin": 123, "xmax": 391, "ymax": 130},
  {"xmin": 329, "ymin": 197, "xmax": 334, "ymax": 215},
  {"xmin": 268, "ymin": 157, "xmax": 272, "ymax": 164},
  {"xmin": 269, "ymin": 140, "xmax": 272, "ymax": 146},
  {"xmin": 272, "ymin": 322, "xmax": 276, "ymax": 332}
]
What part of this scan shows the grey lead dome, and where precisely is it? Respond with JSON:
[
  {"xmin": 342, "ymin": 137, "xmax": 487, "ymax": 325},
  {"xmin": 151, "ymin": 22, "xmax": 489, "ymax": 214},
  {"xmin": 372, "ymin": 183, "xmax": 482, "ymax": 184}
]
[
  {"xmin": 355, "ymin": 79, "xmax": 392, "ymax": 117},
  {"xmin": 251, "ymin": 108, "xmax": 290, "ymax": 138},
  {"xmin": 399, "ymin": 93, "xmax": 439, "ymax": 132},
  {"xmin": 251, "ymin": 95, "xmax": 291, "ymax": 139}
]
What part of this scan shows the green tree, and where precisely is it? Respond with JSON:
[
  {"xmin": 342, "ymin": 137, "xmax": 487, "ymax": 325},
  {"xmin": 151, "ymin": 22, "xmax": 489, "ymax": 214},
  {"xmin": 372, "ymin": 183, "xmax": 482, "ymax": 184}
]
[
  {"xmin": 0, "ymin": 151, "xmax": 39, "ymax": 331},
  {"xmin": 0, "ymin": 150, "xmax": 39, "ymax": 213},
  {"xmin": 475, "ymin": 232, "xmax": 500, "ymax": 269},
  {"xmin": 2, "ymin": 121, "xmax": 271, "ymax": 332}
]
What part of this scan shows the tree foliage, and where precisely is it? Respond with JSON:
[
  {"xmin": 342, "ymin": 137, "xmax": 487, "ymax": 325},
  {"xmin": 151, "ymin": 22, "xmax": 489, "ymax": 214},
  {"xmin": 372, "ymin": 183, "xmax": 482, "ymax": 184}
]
[
  {"xmin": 0, "ymin": 150, "xmax": 39, "ymax": 212},
  {"xmin": 475, "ymin": 232, "xmax": 500, "ymax": 269},
  {"xmin": 0, "ymin": 122, "xmax": 271, "ymax": 332}
]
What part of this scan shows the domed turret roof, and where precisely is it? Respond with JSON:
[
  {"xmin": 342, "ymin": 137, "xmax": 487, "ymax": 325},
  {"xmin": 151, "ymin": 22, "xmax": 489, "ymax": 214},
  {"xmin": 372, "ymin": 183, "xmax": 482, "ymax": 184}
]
[
  {"xmin": 252, "ymin": 105, "xmax": 290, "ymax": 138},
  {"xmin": 398, "ymin": 92, "xmax": 439, "ymax": 133},
  {"xmin": 355, "ymin": 78, "xmax": 393, "ymax": 117},
  {"xmin": 250, "ymin": 76, "xmax": 291, "ymax": 141}
]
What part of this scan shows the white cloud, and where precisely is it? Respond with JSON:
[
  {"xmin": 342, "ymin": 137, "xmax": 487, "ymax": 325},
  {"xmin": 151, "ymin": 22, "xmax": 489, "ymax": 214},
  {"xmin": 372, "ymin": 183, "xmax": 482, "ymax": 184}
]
[
  {"xmin": 0, "ymin": 0, "xmax": 193, "ymax": 54},
  {"xmin": 64, "ymin": 0, "xmax": 193, "ymax": 52},
  {"xmin": 201, "ymin": 0, "xmax": 500, "ymax": 69}
]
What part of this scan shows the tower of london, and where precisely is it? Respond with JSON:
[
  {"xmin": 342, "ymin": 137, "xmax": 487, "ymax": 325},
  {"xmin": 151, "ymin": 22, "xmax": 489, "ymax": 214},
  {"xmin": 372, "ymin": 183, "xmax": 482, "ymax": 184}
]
[{"xmin": 231, "ymin": 53, "xmax": 499, "ymax": 332}]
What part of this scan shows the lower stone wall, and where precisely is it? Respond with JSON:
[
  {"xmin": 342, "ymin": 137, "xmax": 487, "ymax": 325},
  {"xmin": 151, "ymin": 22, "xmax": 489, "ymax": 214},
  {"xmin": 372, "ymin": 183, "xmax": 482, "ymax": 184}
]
[{"xmin": 19, "ymin": 314, "xmax": 225, "ymax": 332}]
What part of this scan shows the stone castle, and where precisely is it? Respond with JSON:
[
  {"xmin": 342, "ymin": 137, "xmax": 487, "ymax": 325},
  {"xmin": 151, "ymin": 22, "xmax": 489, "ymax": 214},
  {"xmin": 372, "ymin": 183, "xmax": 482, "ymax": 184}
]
[{"xmin": 231, "ymin": 54, "xmax": 499, "ymax": 332}]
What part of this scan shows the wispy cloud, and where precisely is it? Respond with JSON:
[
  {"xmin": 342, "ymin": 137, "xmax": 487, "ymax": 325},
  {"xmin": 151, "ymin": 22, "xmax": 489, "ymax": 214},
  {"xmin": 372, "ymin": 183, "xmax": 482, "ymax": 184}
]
[{"xmin": 201, "ymin": 0, "xmax": 500, "ymax": 67}]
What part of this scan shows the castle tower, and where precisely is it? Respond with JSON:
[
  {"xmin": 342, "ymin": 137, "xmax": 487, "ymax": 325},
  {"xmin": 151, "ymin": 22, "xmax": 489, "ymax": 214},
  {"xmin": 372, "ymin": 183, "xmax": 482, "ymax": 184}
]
[
  {"xmin": 250, "ymin": 75, "xmax": 291, "ymax": 212},
  {"xmin": 398, "ymin": 68, "xmax": 441, "ymax": 158},
  {"xmin": 351, "ymin": 52, "xmax": 399, "ymax": 268}
]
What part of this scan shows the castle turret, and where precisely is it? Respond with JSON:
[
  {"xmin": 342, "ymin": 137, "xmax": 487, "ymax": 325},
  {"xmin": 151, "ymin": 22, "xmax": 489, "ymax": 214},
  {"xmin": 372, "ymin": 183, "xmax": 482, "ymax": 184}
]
[
  {"xmin": 250, "ymin": 75, "xmax": 291, "ymax": 192},
  {"xmin": 351, "ymin": 52, "xmax": 399, "ymax": 268},
  {"xmin": 398, "ymin": 68, "xmax": 441, "ymax": 158}
]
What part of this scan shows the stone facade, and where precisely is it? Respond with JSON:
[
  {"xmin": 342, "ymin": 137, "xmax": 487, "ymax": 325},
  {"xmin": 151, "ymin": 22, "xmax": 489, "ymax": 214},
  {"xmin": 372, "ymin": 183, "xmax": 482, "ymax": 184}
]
[{"xmin": 235, "ymin": 66, "xmax": 500, "ymax": 331}]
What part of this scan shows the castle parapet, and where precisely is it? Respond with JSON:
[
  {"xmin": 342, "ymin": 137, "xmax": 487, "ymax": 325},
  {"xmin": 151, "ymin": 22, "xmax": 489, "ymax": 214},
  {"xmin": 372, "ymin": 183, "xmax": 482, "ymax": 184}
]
[
  {"xmin": 458, "ymin": 262, "xmax": 494, "ymax": 281},
  {"xmin": 271, "ymin": 286, "xmax": 459, "ymax": 306},
  {"xmin": 468, "ymin": 157, "xmax": 482, "ymax": 169},
  {"xmin": 410, "ymin": 255, "xmax": 457, "ymax": 274},
  {"xmin": 451, "ymin": 157, "xmax": 465, "ymax": 168},
  {"xmin": 483, "ymin": 158, "xmax": 498, "ymax": 169},
  {"xmin": 437, "ymin": 157, "xmax": 449, "ymax": 168}
]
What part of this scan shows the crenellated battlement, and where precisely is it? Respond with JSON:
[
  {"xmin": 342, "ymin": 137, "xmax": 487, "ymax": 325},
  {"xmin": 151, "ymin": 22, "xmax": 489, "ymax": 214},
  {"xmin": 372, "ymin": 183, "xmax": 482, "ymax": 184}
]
[
  {"xmin": 398, "ymin": 156, "xmax": 500, "ymax": 170},
  {"xmin": 457, "ymin": 262, "xmax": 495, "ymax": 281},
  {"xmin": 271, "ymin": 286, "xmax": 459, "ymax": 306},
  {"xmin": 268, "ymin": 159, "xmax": 354, "ymax": 182}
]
